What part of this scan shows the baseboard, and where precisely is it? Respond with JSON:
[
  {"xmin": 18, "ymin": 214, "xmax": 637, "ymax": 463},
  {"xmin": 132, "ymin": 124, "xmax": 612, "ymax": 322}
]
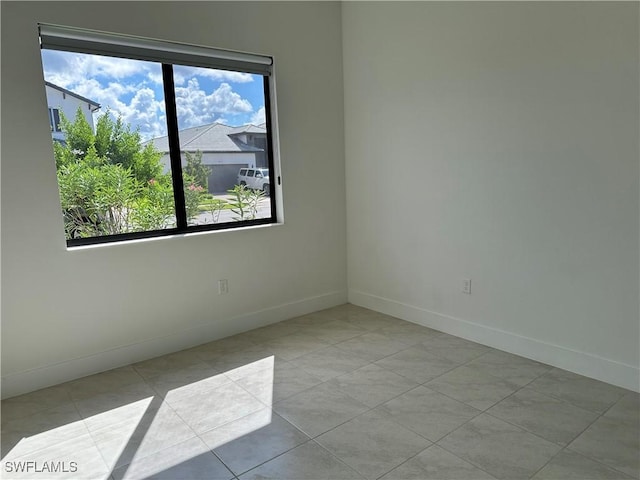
[
  {"xmin": 349, "ymin": 290, "xmax": 640, "ymax": 393},
  {"xmin": 1, "ymin": 290, "xmax": 347, "ymax": 399}
]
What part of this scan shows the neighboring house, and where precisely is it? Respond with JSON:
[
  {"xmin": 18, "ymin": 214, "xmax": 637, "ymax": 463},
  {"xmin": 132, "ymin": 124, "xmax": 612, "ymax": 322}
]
[
  {"xmin": 145, "ymin": 122, "xmax": 268, "ymax": 194},
  {"xmin": 45, "ymin": 81, "xmax": 101, "ymax": 142}
]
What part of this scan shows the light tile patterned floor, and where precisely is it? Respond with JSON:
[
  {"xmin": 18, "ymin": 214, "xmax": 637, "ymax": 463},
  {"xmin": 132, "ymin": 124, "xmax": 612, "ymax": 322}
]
[{"xmin": 1, "ymin": 304, "xmax": 638, "ymax": 480}]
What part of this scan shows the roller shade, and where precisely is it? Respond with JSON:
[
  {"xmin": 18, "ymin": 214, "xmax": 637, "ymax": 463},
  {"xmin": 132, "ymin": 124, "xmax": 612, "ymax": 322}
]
[{"xmin": 39, "ymin": 23, "xmax": 273, "ymax": 76}]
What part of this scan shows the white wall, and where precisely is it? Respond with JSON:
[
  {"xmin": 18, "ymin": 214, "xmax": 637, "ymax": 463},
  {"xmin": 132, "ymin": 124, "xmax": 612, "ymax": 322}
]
[
  {"xmin": 343, "ymin": 2, "xmax": 639, "ymax": 391},
  {"xmin": 45, "ymin": 85, "xmax": 96, "ymax": 142},
  {"xmin": 1, "ymin": 1, "xmax": 346, "ymax": 398}
]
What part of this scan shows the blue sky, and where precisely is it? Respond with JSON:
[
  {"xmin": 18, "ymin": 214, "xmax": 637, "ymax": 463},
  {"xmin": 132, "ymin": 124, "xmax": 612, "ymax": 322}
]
[{"xmin": 41, "ymin": 49, "xmax": 266, "ymax": 140}]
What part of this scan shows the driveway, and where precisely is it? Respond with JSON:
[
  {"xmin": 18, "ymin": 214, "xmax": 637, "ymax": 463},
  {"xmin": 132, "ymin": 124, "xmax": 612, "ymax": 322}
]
[{"xmin": 190, "ymin": 196, "xmax": 272, "ymax": 225}]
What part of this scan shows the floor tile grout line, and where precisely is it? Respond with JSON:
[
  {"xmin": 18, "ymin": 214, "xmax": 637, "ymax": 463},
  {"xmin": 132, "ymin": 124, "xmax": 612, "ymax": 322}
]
[
  {"xmin": 432, "ymin": 441, "xmax": 503, "ymax": 479},
  {"xmin": 143, "ymin": 339, "xmax": 378, "ymax": 447},
  {"xmin": 523, "ymin": 439, "xmax": 639, "ymax": 480},
  {"xmin": 82, "ymin": 413, "xmax": 122, "ymax": 475},
  {"xmin": 130, "ymin": 356, "xmax": 230, "ymax": 384},
  {"xmin": 549, "ymin": 396, "xmax": 638, "ymax": 478},
  {"xmin": 376, "ymin": 390, "xmax": 486, "ymax": 445},
  {"xmin": 307, "ymin": 438, "xmax": 369, "ymax": 479},
  {"xmin": 372, "ymin": 448, "xmax": 430, "ymax": 480},
  {"xmin": 1, "ymin": 396, "xmax": 107, "ymax": 469},
  {"xmin": 369, "ymin": 339, "xmax": 502, "ymax": 390},
  {"xmin": 290, "ymin": 385, "xmax": 440, "ymax": 479},
  {"xmin": 0, "ymin": 389, "xmax": 74, "ymax": 425},
  {"xmin": 269, "ymin": 367, "xmax": 410, "ymax": 441},
  {"xmin": 406, "ymin": 350, "xmax": 580, "ymax": 429},
  {"xmin": 418, "ymin": 378, "xmax": 506, "ymax": 410},
  {"xmin": 0, "ymin": 387, "xmax": 77, "ymax": 427},
  {"xmin": 424, "ymin": 390, "xmax": 567, "ymax": 479},
  {"xmin": 229, "ymin": 438, "xmax": 363, "ymax": 479},
  {"xmin": 419, "ymin": 358, "xmax": 604, "ymax": 449},
  {"xmin": 562, "ymin": 446, "xmax": 639, "ymax": 479},
  {"xmin": 92, "ymin": 370, "xmax": 232, "ymax": 476},
  {"xmin": 526, "ymin": 446, "xmax": 576, "ymax": 480},
  {"xmin": 524, "ymin": 370, "xmax": 628, "ymax": 415},
  {"xmin": 261, "ymin": 342, "xmax": 421, "ymax": 411},
  {"xmin": 280, "ymin": 395, "xmax": 373, "ymax": 440},
  {"xmin": 430, "ymin": 399, "xmax": 633, "ymax": 480},
  {"xmin": 287, "ymin": 350, "xmax": 372, "ymax": 382},
  {"xmin": 106, "ymin": 384, "xmax": 243, "ymax": 478},
  {"xmin": 293, "ymin": 364, "xmax": 416, "ymax": 416},
  {"xmin": 358, "ymin": 390, "xmax": 502, "ymax": 480},
  {"xmin": 430, "ymin": 409, "xmax": 486, "ymax": 447},
  {"xmin": 372, "ymin": 353, "xmax": 461, "ymax": 385},
  {"xmin": 480, "ymin": 410, "xmax": 575, "ymax": 448},
  {"xmin": 207, "ymin": 442, "xmax": 243, "ymax": 479},
  {"xmin": 416, "ymin": 442, "xmax": 501, "ymax": 480},
  {"xmin": 143, "ymin": 389, "xmax": 291, "ymax": 479},
  {"xmin": 96, "ymin": 381, "xmax": 205, "ymax": 478},
  {"xmin": 481, "ymin": 379, "xmax": 614, "ymax": 448},
  {"xmin": 172, "ymin": 372, "xmax": 346, "ymax": 476}
]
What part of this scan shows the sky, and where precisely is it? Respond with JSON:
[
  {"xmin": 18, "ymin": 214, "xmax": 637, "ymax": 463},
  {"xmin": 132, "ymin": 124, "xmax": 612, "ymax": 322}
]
[{"xmin": 41, "ymin": 49, "xmax": 267, "ymax": 141}]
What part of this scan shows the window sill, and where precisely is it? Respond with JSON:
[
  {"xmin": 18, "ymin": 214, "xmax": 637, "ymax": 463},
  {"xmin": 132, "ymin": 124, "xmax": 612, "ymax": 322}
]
[{"xmin": 65, "ymin": 221, "xmax": 285, "ymax": 251}]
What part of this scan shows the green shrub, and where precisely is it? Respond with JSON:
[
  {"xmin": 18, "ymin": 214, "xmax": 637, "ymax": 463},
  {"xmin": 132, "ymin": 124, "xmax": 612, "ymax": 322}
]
[{"xmin": 54, "ymin": 107, "xmax": 173, "ymax": 239}]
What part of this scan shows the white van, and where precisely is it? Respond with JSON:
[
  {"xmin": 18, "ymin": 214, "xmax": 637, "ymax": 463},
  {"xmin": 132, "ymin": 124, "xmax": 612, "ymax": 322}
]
[{"xmin": 237, "ymin": 168, "xmax": 270, "ymax": 194}]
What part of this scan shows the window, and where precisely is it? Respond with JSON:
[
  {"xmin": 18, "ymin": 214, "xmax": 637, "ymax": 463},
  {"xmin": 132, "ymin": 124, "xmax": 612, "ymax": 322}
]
[
  {"xmin": 38, "ymin": 24, "xmax": 278, "ymax": 247},
  {"xmin": 49, "ymin": 108, "xmax": 61, "ymax": 132}
]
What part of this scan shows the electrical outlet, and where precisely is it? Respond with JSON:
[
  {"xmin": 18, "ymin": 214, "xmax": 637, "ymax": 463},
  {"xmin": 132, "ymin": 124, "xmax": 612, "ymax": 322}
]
[
  {"xmin": 462, "ymin": 278, "xmax": 472, "ymax": 294},
  {"xmin": 218, "ymin": 279, "xmax": 229, "ymax": 295}
]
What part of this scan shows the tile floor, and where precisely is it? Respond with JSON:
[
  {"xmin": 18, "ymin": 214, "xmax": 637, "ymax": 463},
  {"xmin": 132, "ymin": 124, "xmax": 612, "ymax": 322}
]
[{"xmin": 1, "ymin": 304, "xmax": 638, "ymax": 480}]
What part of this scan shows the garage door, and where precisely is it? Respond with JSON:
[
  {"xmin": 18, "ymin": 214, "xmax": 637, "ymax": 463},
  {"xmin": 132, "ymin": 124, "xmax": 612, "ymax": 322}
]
[{"xmin": 208, "ymin": 164, "xmax": 248, "ymax": 194}]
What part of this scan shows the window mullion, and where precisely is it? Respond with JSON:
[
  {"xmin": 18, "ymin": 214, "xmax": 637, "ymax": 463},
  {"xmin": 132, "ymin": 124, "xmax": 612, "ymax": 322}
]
[
  {"xmin": 263, "ymin": 76, "xmax": 277, "ymax": 220},
  {"xmin": 162, "ymin": 63, "xmax": 187, "ymax": 230}
]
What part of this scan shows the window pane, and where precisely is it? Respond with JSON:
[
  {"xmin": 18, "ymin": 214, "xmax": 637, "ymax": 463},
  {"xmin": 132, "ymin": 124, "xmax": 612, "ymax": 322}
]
[
  {"xmin": 50, "ymin": 108, "xmax": 61, "ymax": 132},
  {"xmin": 48, "ymin": 108, "xmax": 55, "ymax": 131},
  {"xmin": 159, "ymin": 64, "xmax": 273, "ymax": 226},
  {"xmin": 40, "ymin": 49, "xmax": 176, "ymax": 240}
]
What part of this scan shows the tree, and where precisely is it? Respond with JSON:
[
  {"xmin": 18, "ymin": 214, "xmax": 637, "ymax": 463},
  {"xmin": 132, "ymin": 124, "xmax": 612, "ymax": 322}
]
[
  {"xmin": 54, "ymin": 107, "xmax": 174, "ymax": 239},
  {"xmin": 183, "ymin": 150, "xmax": 211, "ymax": 191}
]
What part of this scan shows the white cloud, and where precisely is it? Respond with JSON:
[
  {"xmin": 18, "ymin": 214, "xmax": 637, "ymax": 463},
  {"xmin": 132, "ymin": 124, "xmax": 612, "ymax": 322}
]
[
  {"xmin": 72, "ymin": 79, "xmax": 131, "ymax": 113},
  {"xmin": 174, "ymin": 65, "xmax": 254, "ymax": 84},
  {"xmin": 84, "ymin": 55, "xmax": 146, "ymax": 80},
  {"xmin": 125, "ymin": 88, "xmax": 167, "ymax": 139},
  {"xmin": 147, "ymin": 71, "xmax": 164, "ymax": 85},
  {"xmin": 251, "ymin": 106, "xmax": 266, "ymax": 125},
  {"xmin": 175, "ymin": 79, "xmax": 253, "ymax": 129},
  {"xmin": 73, "ymin": 80, "xmax": 166, "ymax": 140},
  {"xmin": 42, "ymin": 50, "xmax": 153, "ymax": 88},
  {"xmin": 204, "ymin": 82, "xmax": 253, "ymax": 113}
]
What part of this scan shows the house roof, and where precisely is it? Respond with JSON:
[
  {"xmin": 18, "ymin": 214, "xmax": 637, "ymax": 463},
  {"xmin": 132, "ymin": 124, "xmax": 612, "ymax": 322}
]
[
  {"xmin": 228, "ymin": 124, "xmax": 267, "ymax": 136},
  {"xmin": 45, "ymin": 81, "xmax": 101, "ymax": 110},
  {"xmin": 145, "ymin": 123, "xmax": 266, "ymax": 153}
]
